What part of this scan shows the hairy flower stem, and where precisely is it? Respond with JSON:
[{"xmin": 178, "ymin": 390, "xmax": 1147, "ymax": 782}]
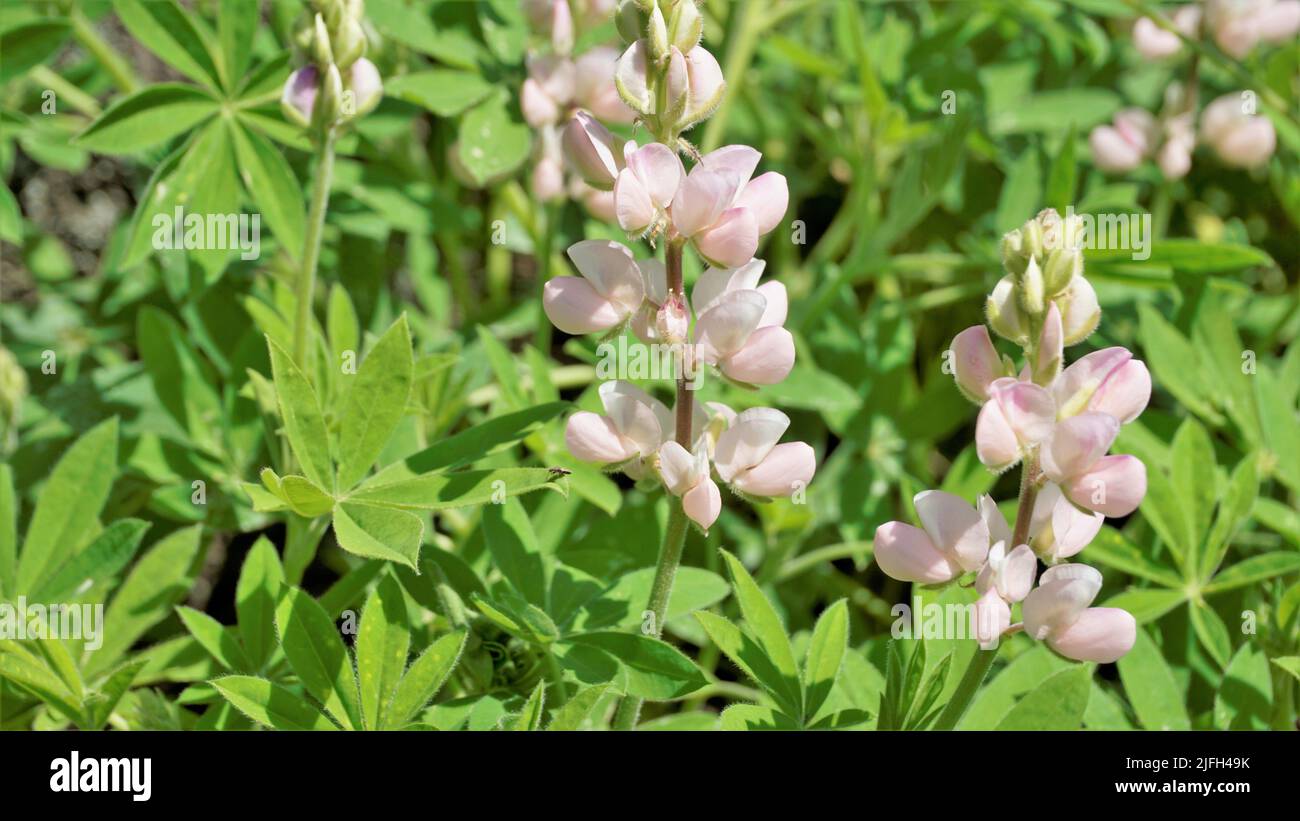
[
  {"xmin": 1011, "ymin": 456, "xmax": 1040, "ymax": 549},
  {"xmin": 612, "ymin": 241, "xmax": 692, "ymax": 731},
  {"xmin": 293, "ymin": 127, "xmax": 338, "ymax": 370}
]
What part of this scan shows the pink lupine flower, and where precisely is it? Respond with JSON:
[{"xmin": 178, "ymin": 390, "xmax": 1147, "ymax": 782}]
[
  {"xmin": 986, "ymin": 275, "xmax": 1028, "ymax": 344},
  {"xmin": 974, "ymin": 588, "xmax": 1012, "ymax": 649},
  {"xmin": 543, "ymin": 239, "xmax": 645, "ymax": 334},
  {"xmin": 281, "ymin": 65, "xmax": 319, "ymax": 128},
  {"xmin": 1055, "ymin": 275, "xmax": 1101, "ymax": 345},
  {"xmin": 658, "ymin": 441, "xmax": 722, "ymax": 531},
  {"xmin": 690, "ymin": 260, "xmax": 794, "ymax": 385},
  {"xmin": 1022, "ymin": 564, "xmax": 1136, "ymax": 662},
  {"xmin": 950, "ymin": 325, "xmax": 1004, "ymax": 403},
  {"xmin": 562, "ymin": 111, "xmax": 622, "ymax": 190},
  {"xmin": 1050, "ymin": 346, "xmax": 1151, "ymax": 423},
  {"xmin": 521, "ymin": 55, "xmax": 575, "ymax": 127},
  {"xmin": 680, "ymin": 45, "xmax": 726, "ymax": 127},
  {"xmin": 348, "ymin": 58, "xmax": 384, "ymax": 117},
  {"xmin": 1201, "ymin": 93, "xmax": 1277, "ymax": 168},
  {"xmin": 565, "ymin": 380, "xmax": 675, "ymax": 479},
  {"xmin": 1039, "ymin": 412, "xmax": 1147, "ymax": 517},
  {"xmin": 976, "ymin": 541, "xmax": 1038, "ymax": 604},
  {"xmin": 670, "ymin": 146, "xmax": 788, "ymax": 268},
  {"xmin": 872, "ymin": 490, "xmax": 994, "ymax": 584},
  {"xmin": 1132, "ymin": 6, "xmax": 1202, "ymax": 59},
  {"xmin": 1207, "ymin": 0, "xmax": 1300, "ymax": 58},
  {"xmin": 1026, "ymin": 482, "xmax": 1105, "ymax": 563},
  {"xmin": 712, "ymin": 408, "xmax": 815, "ymax": 498},
  {"xmin": 974, "ymin": 377, "xmax": 1055, "ymax": 471},
  {"xmin": 1089, "ymin": 108, "xmax": 1157, "ymax": 173},
  {"xmin": 614, "ymin": 141, "xmax": 684, "ymax": 235}
]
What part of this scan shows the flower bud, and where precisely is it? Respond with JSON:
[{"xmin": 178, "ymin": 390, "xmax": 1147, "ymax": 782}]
[
  {"xmin": 614, "ymin": 39, "xmax": 653, "ymax": 116},
  {"xmin": 562, "ymin": 111, "xmax": 622, "ymax": 190},
  {"xmin": 950, "ymin": 325, "xmax": 1002, "ymax": 403},
  {"xmin": 615, "ymin": 0, "xmax": 649, "ymax": 43},
  {"xmin": 345, "ymin": 58, "xmax": 382, "ymax": 119},
  {"xmin": 986, "ymin": 275, "xmax": 1028, "ymax": 344},
  {"xmin": 669, "ymin": 0, "xmax": 703, "ymax": 52},
  {"xmin": 316, "ymin": 63, "xmax": 344, "ymax": 128},
  {"xmin": 1055, "ymin": 276, "xmax": 1100, "ymax": 346},
  {"xmin": 1018, "ymin": 256, "xmax": 1045, "ymax": 317},
  {"xmin": 1041, "ymin": 247, "xmax": 1080, "ymax": 298},
  {"xmin": 551, "ymin": 0, "xmax": 575, "ymax": 55},
  {"xmin": 662, "ymin": 46, "xmax": 689, "ymax": 123},
  {"xmin": 1032, "ymin": 302, "xmax": 1064, "ymax": 385},
  {"xmin": 678, "ymin": 45, "xmax": 725, "ymax": 130},
  {"xmin": 656, "ymin": 293, "xmax": 690, "ymax": 344},
  {"xmin": 648, "ymin": 1, "xmax": 670, "ymax": 62},
  {"xmin": 333, "ymin": 14, "xmax": 367, "ymax": 70},
  {"xmin": 1000, "ymin": 228, "xmax": 1027, "ymax": 277},
  {"xmin": 311, "ymin": 13, "xmax": 334, "ymax": 67},
  {"xmin": 281, "ymin": 65, "xmax": 319, "ymax": 128}
]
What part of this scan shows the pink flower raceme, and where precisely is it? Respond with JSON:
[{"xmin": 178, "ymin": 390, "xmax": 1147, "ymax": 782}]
[
  {"xmin": 872, "ymin": 491, "xmax": 1003, "ymax": 584},
  {"xmin": 691, "ymin": 260, "xmax": 794, "ymax": 385},
  {"xmin": 711, "ymin": 408, "xmax": 816, "ymax": 499},
  {"xmin": 544, "ymin": 239, "xmax": 647, "ymax": 335},
  {"xmin": 564, "ymin": 380, "xmax": 690, "ymax": 479},
  {"xmin": 987, "ymin": 262, "xmax": 1100, "ymax": 348},
  {"xmin": 1089, "ymin": 108, "xmax": 1157, "ymax": 174},
  {"xmin": 1022, "ymin": 564, "xmax": 1136, "ymax": 663},
  {"xmin": 1132, "ymin": 6, "xmax": 1202, "ymax": 59},
  {"xmin": 615, "ymin": 40, "xmax": 725, "ymax": 129},
  {"xmin": 658, "ymin": 441, "xmax": 721, "ymax": 531},
  {"xmin": 670, "ymin": 146, "xmax": 789, "ymax": 268},
  {"xmin": 1201, "ymin": 93, "xmax": 1277, "ymax": 169},
  {"xmin": 1206, "ymin": 0, "xmax": 1300, "ymax": 58},
  {"xmin": 1040, "ymin": 412, "xmax": 1147, "ymax": 518},
  {"xmin": 522, "ymin": 49, "xmax": 634, "ymax": 128}
]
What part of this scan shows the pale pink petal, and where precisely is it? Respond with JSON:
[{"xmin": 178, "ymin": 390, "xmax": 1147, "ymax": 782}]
[
  {"xmin": 1090, "ymin": 360, "xmax": 1151, "ymax": 424},
  {"xmin": 1063, "ymin": 454, "xmax": 1147, "ymax": 517},
  {"xmin": 713, "ymin": 407, "xmax": 789, "ymax": 483},
  {"xmin": 1089, "ymin": 125, "xmax": 1145, "ymax": 173},
  {"xmin": 671, "ymin": 167, "xmax": 734, "ymax": 236},
  {"xmin": 683, "ymin": 45, "xmax": 725, "ymax": 122},
  {"xmin": 975, "ymin": 399, "xmax": 1022, "ymax": 472},
  {"xmin": 914, "ymin": 490, "xmax": 991, "ymax": 572},
  {"xmin": 562, "ymin": 111, "xmax": 621, "ymax": 190},
  {"xmin": 1000, "ymin": 544, "xmax": 1039, "ymax": 603},
  {"xmin": 565, "ymin": 411, "xmax": 637, "ymax": 463},
  {"xmin": 614, "ymin": 168, "xmax": 656, "ymax": 234},
  {"xmin": 1132, "ymin": 17, "xmax": 1184, "ymax": 59},
  {"xmin": 721, "ymin": 326, "xmax": 795, "ymax": 385},
  {"xmin": 988, "ymin": 377, "xmax": 1056, "ymax": 445},
  {"xmin": 1022, "ymin": 563, "xmax": 1102, "ymax": 640},
  {"xmin": 682, "ymin": 477, "xmax": 722, "ymax": 531},
  {"xmin": 694, "ymin": 289, "xmax": 766, "ymax": 361},
  {"xmin": 874, "ymin": 521, "xmax": 962, "ymax": 584},
  {"xmin": 755, "ymin": 281, "xmax": 787, "ymax": 328},
  {"xmin": 691, "ymin": 260, "xmax": 765, "ymax": 315},
  {"xmin": 627, "ymin": 142, "xmax": 683, "ymax": 208},
  {"xmin": 1258, "ymin": 0, "xmax": 1300, "ymax": 43},
  {"xmin": 975, "ymin": 588, "xmax": 1012, "ymax": 649},
  {"xmin": 951, "ymin": 325, "xmax": 1001, "ymax": 402},
  {"xmin": 700, "ymin": 144, "xmax": 761, "ymax": 190},
  {"xmin": 733, "ymin": 441, "xmax": 815, "ymax": 497},
  {"xmin": 978, "ymin": 494, "xmax": 1013, "ymax": 548},
  {"xmin": 1047, "ymin": 607, "xmax": 1136, "ymax": 663},
  {"xmin": 657, "ymin": 441, "xmax": 697, "ymax": 495},
  {"xmin": 614, "ymin": 39, "xmax": 651, "ymax": 112},
  {"xmin": 543, "ymin": 277, "xmax": 624, "ymax": 334},
  {"xmin": 1051, "ymin": 347, "xmax": 1133, "ymax": 417},
  {"xmin": 1040, "ymin": 411, "xmax": 1121, "ymax": 483},
  {"xmin": 694, "ymin": 207, "xmax": 759, "ymax": 268},
  {"xmin": 599, "ymin": 381, "xmax": 667, "ymax": 455},
  {"xmin": 734, "ymin": 172, "xmax": 788, "ymax": 235},
  {"xmin": 566, "ymin": 239, "xmax": 645, "ymax": 313}
]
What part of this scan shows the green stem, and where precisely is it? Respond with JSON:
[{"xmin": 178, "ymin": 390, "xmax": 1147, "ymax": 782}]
[
  {"xmin": 69, "ymin": 7, "xmax": 139, "ymax": 94},
  {"xmin": 293, "ymin": 127, "xmax": 337, "ymax": 370},
  {"xmin": 932, "ymin": 646, "xmax": 996, "ymax": 730},
  {"xmin": 28, "ymin": 66, "xmax": 100, "ymax": 117},
  {"xmin": 1011, "ymin": 456, "xmax": 1040, "ymax": 549}
]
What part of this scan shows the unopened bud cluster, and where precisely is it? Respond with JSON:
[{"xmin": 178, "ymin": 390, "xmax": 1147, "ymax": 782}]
[{"xmin": 281, "ymin": 0, "xmax": 383, "ymax": 134}]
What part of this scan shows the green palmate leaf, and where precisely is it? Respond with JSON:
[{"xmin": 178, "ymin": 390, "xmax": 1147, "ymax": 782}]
[
  {"xmin": 16, "ymin": 417, "xmax": 119, "ymax": 595},
  {"xmin": 336, "ymin": 316, "xmax": 414, "ymax": 490},
  {"xmin": 386, "ymin": 631, "xmax": 466, "ymax": 729},
  {"xmin": 457, "ymin": 91, "xmax": 531, "ymax": 186},
  {"xmin": 231, "ymin": 122, "xmax": 306, "ymax": 258},
  {"xmin": 0, "ymin": 641, "xmax": 84, "ymax": 725},
  {"xmin": 112, "ymin": 0, "xmax": 222, "ymax": 88},
  {"xmin": 1201, "ymin": 456, "xmax": 1258, "ymax": 580},
  {"xmin": 563, "ymin": 632, "xmax": 706, "ymax": 701},
  {"xmin": 510, "ymin": 680, "xmax": 547, "ymax": 730},
  {"xmin": 177, "ymin": 606, "xmax": 253, "ymax": 672},
  {"xmin": 89, "ymin": 524, "xmax": 204, "ymax": 675},
  {"xmin": 718, "ymin": 704, "xmax": 800, "ymax": 730},
  {"xmin": 482, "ymin": 499, "xmax": 547, "ymax": 608},
  {"xmin": 1189, "ymin": 603, "xmax": 1232, "ymax": 670},
  {"xmin": 218, "ymin": 0, "xmax": 257, "ymax": 88},
  {"xmin": 327, "ymin": 285, "xmax": 360, "ymax": 387},
  {"xmin": 1171, "ymin": 419, "xmax": 1217, "ymax": 569},
  {"xmin": 1138, "ymin": 304, "xmax": 1224, "ymax": 425},
  {"xmin": 29, "ymin": 519, "xmax": 149, "ymax": 604},
  {"xmin": 1205, "ymin": 552, "xmax": 1300, "ymax": 593},
  {"xmin": 235, "ymin": 538, "xmax": 283, "ymax": 671},
  {"xmin": 384, "ymin": 70, "xmax": 494, "ymax": 117},
  {"xmin": 694, "ymin": 610, "xmax": 801, "ymax": 718},
  {"xmin": 719, "ymin": 551, "xmax": 803, "ymax": 716},
  {"xmin": 357, "ymin": 574, "xmax": 411, "ymax": 731},
  {"xmin": 332, "ymin": 502, "xmax": 424, "ymax": 569},
  {"xmin": 348, "ymin": 467, "xmax": 566, "ymax": 510},
  {"xmin": 1213, "ymin": 644, "xmax": 1272, "ymax": 730},
  {"xmin": 0, "ymin": 465, "xmax": 15, "ymax": 598},
  {"xmin": 274, "ymin": 585, "xmax": 362, "ymax": 730},
  {"xmin": 267, "ymin": 336, "xmax": 334, "ymax": 492},
  {"xmin": 476, "ymin": 326, "xmax": 525, "ymax": 409},
  {"xmin": 0, "ymin": 19, "xmax": 71, "ymax": 84},
  {"xmin": 278, "ymin": 476, "xmax": 335, "ymax": 518},
  {"xmin": 212, "ymin": 675, "xmax": 339, "ymax": 730},
  {"xmin": 802, "ymin": 599, "xmax": 849, "ymax": 722},
  {"xmin": 86, "ymin": 659, "xmax": 146, "ymax": 729},
  {"xmin": 36, "ymin": 636, "xmax": 84, "ymax": 708},
  {"xmin": 1117, "ymin": 627, "xmax": 1190, "ymax": 730},
  {"xmin": 1138, "ymin": 460, "xmax": 1192, "ymax": 571},
  {"xmin": 961, "ymin": 645, "xmax": 1070, "ymax": 729},
  {"xmin": 1256, "ymin": 368, "xmax": 1300, "ymax": 493},
  {"xmin": 547, "ymin": 684, "xmax": 608, "ymax": 731},
  {"xmin": 137, "ymin": 306, "xmax": 222, "ymax": 448},
  {"xmin": 995, "ymin": 665, "xmax": 1091, "ymax": 730},
  {"xmin": 365, "ymin": 403, "xmax": 568, "ymax": 479},
  {"xmin": 76, "ymin": 83, "xmax": 218, "ymax": 154},
  {"xmin": 1085, "ymin": 527, "xmax": 1182, "ymax": 588}
]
